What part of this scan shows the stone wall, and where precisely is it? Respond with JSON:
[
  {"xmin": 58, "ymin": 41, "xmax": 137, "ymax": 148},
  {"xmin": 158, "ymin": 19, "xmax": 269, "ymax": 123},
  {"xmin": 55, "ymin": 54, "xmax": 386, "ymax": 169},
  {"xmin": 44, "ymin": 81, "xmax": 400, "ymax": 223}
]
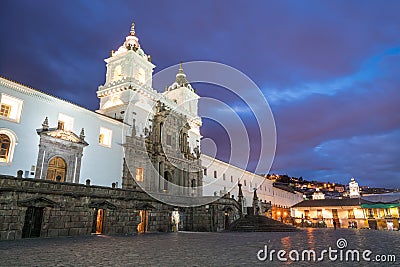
[{"xmin": 0, "ymin": 176, "xmax": 241, "ymax": 240}]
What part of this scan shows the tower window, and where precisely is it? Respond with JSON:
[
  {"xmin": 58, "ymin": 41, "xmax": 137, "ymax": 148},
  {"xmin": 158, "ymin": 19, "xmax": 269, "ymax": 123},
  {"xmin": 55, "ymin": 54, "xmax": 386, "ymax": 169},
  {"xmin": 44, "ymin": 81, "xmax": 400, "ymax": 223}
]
[
  {"xmin": 138, "ymin": 68, "xmax": 146, "ymax": 84},
  {"xmin": 214, "ymin": 170, "xmax": 217, "ymax": 179},
  {"xmin": 223, "ymin": 174, "xmax": 226, "ymax": 181},
  {"xmin": 166, "ymin": 134, "xmax": 172, "ymax": 146},
  {"xmin": 0, "ymin": 94, "xmax": 23, "ymax": 123},
  {"xmin": 204, "ymin": 168, "xmax": 207, "ymax": 176},
  {"xmin": 231, "ymin": 176, "xmax": 233, "ymax": 183},
  {"xmin": 136, "ymin": 167, "xmax": 144, "ymax": 182}
]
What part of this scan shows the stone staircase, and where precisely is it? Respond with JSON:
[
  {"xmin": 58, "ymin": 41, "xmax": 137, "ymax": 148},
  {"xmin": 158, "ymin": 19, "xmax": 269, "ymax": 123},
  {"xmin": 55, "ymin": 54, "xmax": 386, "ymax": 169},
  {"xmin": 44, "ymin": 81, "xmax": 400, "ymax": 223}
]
[{"xmin": 228, "ymin": 215, "xmax": 299, "ymax": 232}]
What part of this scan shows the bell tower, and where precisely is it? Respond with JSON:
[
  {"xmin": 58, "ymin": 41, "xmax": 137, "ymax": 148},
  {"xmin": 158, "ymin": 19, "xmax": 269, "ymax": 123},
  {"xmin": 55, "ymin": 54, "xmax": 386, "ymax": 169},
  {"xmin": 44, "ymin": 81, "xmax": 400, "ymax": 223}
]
[
  {"xmin": 97, "ymin": 22, "xmax": 156, "ymax": 125},
  {"xmin": 164, "ymin": 63, "xmax": 201, "ymax": 155}
]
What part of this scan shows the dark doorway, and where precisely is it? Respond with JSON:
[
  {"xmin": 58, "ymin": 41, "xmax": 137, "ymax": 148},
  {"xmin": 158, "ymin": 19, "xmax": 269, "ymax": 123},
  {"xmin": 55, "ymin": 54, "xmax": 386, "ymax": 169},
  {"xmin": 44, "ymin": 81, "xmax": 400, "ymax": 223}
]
[
  {"xmin": 163, "ymin": 171, "xmax": 172, "ymax": 191},
  {"xmin": 224, "ymin": 211, "xmax": 230, "ymax": 230},
  {"xmin": 91, "ymin": 208, "xmax": 105, "ymax": 234},
  {"xmin": 22, "ymin": 207, "xmax": 44, "ymax": 238}
]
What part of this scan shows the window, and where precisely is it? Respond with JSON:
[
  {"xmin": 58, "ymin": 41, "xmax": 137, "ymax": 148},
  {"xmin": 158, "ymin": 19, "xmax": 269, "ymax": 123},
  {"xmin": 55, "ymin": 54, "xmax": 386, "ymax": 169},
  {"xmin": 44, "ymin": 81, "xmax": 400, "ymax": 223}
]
[
  {"xmin": 348, "ymin": 209, "xmax": 355, "ymax": 219},
  {"xmin": 214, "ymin": 170, "xmax": 217, "ymax": 178},
  {"xmin": 244, "ymin": 180, "xmax": 246, "ymax": 186},
  {"xmin": 332, "ymin": 209, "xmax": 338, "ymax": 219},
  {"xmin": 57, "ymin": 121, "xmax": 65, "ymax": 130},
  {"xmin": 99, "ymin": 133, "xmax": 104, "ymax": 144},
  {"xmin": 138, "ymin": 68, "xmax": 146, "ymax": 84},
  {"xmin": 166, "ymin": 134, "xmax": 172, "ymax": 146},
  {"xmin": 231, "ymin": 176, "xmax": 233, "ymax": 183},
  {"xmin": 0, "ymin": 104, "xmax": 11, "ymax": 117},
  {"xmin": 99, "ymin": 127, "xmax": 112, "ymax": 147},
  {"xmin": 136, "ymin": 167, "xmax": 144, "ymax": 182},
  {"xmin": 304, "ymin": 210, "xmax": 310, "ymax": 219},
  {"xmin": 0, "ymin": 94, "xmax": 23, "ymax": 123},
  {"xmin": 223, "ymin": 174, "xmax": 226, "ymax": 181},
  {"xmin": 113, "ymin": 65, "xmax": 122, "ymax": 81},
  {"xmin": 0, "ymin": 134, "xmax": 10, "ymax": 162},
  {"xmin": 317, "ymin": 209, "xmax": 323, "ymax": 219},
  {"xmin": 204, "ymin": 168, "xmax": 207, "ymax": 176},
  {"xmin": 0, "ymin": 129, "xmax": 17, "ymax": 164},
  {"xmin": 58, "ymin": 113, "xmax": 74, "ymax": 131}
]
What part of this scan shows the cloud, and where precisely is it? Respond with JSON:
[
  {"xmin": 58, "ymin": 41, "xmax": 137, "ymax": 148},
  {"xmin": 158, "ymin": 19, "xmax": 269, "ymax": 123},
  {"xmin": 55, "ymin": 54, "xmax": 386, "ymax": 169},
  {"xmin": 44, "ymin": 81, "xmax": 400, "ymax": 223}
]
[{"xmin": 1, "ymin": 0, "xmax": 399, "ymax": 187}]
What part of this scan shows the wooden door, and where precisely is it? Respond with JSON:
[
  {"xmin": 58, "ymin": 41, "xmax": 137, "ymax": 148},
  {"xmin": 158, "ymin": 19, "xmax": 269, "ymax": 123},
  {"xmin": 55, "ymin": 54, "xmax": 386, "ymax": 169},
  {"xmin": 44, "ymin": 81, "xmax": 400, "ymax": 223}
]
[
  {"xmin": 46, "ymin": 157, "xmax": 66, "ymax": 182},
  {"xmin": 22, "ymin": 207, "xmax": 44, "ymax": 238}
]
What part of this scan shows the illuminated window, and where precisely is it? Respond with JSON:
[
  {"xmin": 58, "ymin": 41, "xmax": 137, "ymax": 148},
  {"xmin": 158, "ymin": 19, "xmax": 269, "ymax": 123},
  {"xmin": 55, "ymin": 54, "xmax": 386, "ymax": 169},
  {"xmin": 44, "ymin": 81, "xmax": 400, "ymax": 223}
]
[
  {"xmin": 0, "ymin": 104, "xmax": 11, "ymax": 117},
  {"xmin": 58, "ymin": 113, "xmax": 74, "ymax": 131},
  {"xmin": 57, "ymin": 121, "xmax": 65, "ymax": 130},
  {"xmin": 348, "ymin": 209, "xmax": 355, "ymax": 219},
  {"xmin": 0, "ymin": 134, "xmax": 10, "ymax": 162},
  {"xmin": 0, "ymin": 129, "xmax": 17, "ymax": 164},
  {"xmin": 0, "ymin": 94, "xmax": 23, "ymax": 123},
  {"xmin": 113, "ymin": 65, "xmax": 122, "ymax": 81},
  {"xmin": 99, "ymin": 133, "xmax": 104, "ymax": 144},
  {"xmin": 138, "ymin": 68, "xmax": 146, "ymax": 84},
  {"xmin": 136, "ymin": 167, "xmax": 144, "ymax": 182},
  {"xmin": 99, "ymin": 127, "xmax": 112, "ymax": 147}
]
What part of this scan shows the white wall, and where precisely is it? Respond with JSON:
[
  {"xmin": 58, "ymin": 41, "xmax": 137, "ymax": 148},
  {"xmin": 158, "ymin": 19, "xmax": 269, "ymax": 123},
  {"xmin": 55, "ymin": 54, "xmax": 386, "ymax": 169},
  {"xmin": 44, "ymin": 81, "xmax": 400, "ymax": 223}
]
[
  {"xmin": 201, "ymin": 154, "xmax": 303, "ymax": 208},
  {"xmin": 0, "ymin": 77, "xmax": 124, "ymax": 187}
]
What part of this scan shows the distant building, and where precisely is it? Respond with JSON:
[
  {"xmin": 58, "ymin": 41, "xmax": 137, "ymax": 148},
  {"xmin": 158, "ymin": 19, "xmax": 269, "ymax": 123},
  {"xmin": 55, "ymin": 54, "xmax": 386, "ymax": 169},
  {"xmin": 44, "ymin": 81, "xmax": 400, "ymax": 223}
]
[
  {"xmin": 349, "ymin": 178, "xmax": 360, "ymax": 198},
  {"xmin": 312, "ymin": 188, "xmax": 325, "ymax": 200},
  {"xmin": 291, "ymin": 192, "xmax": 400, "ymax": 230}
]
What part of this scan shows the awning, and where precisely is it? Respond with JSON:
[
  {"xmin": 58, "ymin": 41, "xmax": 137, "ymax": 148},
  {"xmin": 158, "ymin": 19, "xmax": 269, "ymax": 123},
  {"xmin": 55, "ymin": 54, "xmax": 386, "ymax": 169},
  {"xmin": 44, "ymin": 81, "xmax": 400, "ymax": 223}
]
[{"xmin": 361, "ymin": 203, "xmax": 400, "ymax": 209}]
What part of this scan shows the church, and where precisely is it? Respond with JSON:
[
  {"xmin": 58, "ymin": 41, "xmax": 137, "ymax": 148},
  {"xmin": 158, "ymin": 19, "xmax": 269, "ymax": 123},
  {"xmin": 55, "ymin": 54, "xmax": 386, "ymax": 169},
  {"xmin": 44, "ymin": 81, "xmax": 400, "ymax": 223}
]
[{"xmin": 0, "ymin": 22, "xmax": 302, "ymax": 240}]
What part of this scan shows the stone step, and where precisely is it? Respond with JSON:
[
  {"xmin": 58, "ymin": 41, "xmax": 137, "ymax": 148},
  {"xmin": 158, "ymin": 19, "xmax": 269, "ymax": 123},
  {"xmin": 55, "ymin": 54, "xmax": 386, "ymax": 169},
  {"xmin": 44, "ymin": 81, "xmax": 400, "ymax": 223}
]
[{"xmin": 228, "ymin": 215, "xmax": 299, "ymax": 232}]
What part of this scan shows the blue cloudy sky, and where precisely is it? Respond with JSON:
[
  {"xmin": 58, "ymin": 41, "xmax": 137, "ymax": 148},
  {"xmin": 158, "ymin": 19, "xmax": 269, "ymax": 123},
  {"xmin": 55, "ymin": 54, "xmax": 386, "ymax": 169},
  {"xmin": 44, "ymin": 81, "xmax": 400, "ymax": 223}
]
[{"xmin": 1, "ymin": 0, "xmax": 399, "ymax": 188}]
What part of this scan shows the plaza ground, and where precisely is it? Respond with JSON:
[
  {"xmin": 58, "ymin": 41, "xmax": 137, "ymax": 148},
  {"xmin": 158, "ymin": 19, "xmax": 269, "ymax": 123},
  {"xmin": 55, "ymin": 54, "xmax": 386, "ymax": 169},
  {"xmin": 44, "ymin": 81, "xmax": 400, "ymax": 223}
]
[{"xmin": 0, "ymin": 229, "xmax": 398, "ymax": 266}]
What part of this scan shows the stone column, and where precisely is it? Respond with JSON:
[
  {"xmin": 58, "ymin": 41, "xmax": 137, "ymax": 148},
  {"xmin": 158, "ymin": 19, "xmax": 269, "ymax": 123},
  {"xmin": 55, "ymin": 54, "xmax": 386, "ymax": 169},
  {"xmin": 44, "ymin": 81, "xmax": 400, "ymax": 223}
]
[
  {"xmin": 159, "ymin": 160, "xmax": 164, "ymax": 192},
  {"xmin": 179, "ymin": 168, "xmax": 184, "ymax": 195}
]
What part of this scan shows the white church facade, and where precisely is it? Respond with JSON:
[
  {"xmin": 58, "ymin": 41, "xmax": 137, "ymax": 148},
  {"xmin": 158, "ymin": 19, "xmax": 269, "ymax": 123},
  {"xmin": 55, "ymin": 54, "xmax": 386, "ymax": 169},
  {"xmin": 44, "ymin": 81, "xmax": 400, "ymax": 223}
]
[{"xmin": 0, "ymin": 22, "xmax": 302, "ymax": 209}]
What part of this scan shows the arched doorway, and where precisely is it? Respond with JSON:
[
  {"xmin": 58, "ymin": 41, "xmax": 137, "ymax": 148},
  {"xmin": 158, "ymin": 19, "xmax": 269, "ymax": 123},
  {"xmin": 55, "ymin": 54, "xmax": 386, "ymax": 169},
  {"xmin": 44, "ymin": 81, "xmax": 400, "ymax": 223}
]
[{"xmin": 46, "ymin": 157, "xmax": 66, "ymax": 182}]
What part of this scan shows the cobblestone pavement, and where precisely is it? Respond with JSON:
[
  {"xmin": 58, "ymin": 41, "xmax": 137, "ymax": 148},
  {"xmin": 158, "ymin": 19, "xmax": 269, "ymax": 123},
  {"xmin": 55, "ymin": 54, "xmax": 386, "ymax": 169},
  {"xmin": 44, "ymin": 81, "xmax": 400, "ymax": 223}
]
[{"xmin": 0, "ymin": 229, "xmax": 399, "ymax": 266}]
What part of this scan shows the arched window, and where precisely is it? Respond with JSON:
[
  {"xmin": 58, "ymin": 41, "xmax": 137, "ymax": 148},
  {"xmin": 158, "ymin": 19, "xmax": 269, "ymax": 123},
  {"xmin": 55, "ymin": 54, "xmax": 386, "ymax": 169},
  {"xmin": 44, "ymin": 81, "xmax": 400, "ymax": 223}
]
[
  {"xmin": 0, "ymin": 129, "xmax": 17, "ymax": 164},
  {"xmin": 0, "ymin": 134, "xmax": 10, "ymax": 161},
  {"xmin": 46, "ymin": 157, "xmax": 67, "ymax": 182}
]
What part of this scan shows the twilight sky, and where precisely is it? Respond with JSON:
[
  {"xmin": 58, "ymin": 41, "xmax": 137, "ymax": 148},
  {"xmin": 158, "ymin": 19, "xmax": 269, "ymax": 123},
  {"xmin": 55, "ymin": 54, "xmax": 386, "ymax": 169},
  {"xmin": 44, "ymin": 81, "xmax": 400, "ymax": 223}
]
[{"xmin": 1, "ymin": 0, "xmax": 399, "ymax": 188}]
